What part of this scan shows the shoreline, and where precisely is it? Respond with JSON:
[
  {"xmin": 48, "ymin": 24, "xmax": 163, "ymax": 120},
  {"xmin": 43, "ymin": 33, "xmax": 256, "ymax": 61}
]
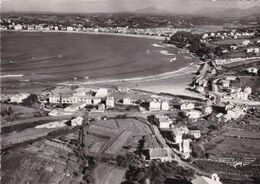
[
  {"xmin": 59, "ymin": 64, "xmax": 198, "ymax": 86},
  {"xmin": 2, "ymin": 29, "xmax": 165, "ymax": 40}
]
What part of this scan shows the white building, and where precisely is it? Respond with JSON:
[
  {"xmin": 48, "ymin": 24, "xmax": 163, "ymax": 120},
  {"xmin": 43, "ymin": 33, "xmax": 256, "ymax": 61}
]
[
  {"xmin": 123, "ymin": 97, "xmax": 132, "ymax": 105},
  {"xmin": 66, "ymin": 26, "xmax": 74, "ymax": 31},
  {"xmin": 71, "ymin": 116, "xmax": 84, "ymax": 126},
  {"xmin": 161, "ymin": 100, "xmax": 170, "ymax": 111},
  {"xmin": 182, "ymin": 139, "xmax": 191, "ymax": 154},
  {"xmin": 224, "ymin": 106, "xmax": 246, "ymax": 121},
  {"xmin": 242, "ymin": 40, "xmax": 250, "ymax": 46},
  {"xmin": 174, "ymin": 132, "xmax": 183, "ymax": 144},
  {"xmin": 185, "ymin": 110, "xmax": 202, "ymax": 121},
  {"xmin": 180, "ymin": 103, "xmax": 195, "ymax": 110},
  {"xmin": 149, "ymin": 100, "xmax": 161, "ymax": 111},
  {"xmin": 247, "ymin": 48, "xmax": 260, "ymax": 54},
  {"xmin": 49, "ymin": 95, "xmax": 61, "ymax": 103},
  {"xmin": 246, "ymin": 67, "xmax": 258, "ymax": 74},
  {"xmin": 14, "ymin": 24, "xmax": 23, "ymax": 30},
  {"xmin": 221, "ymin": 79, "xmax": 230, "ymax": 88},
  {"xmin": 92, "ymin": 98, "xmax": 101, "ymax": 105},
  {"xmin": 155, "ymin": 114, "xmax": 173, "ymax": 129},
  {"xmin": 95, "ymin": 88, "xmax": 108, "ymax": 98},
  {"xmin": 106, "ymin": 97, "xmax": 115, "ymax": 108},
  {"xmin": 189, "ymin": 130, "xmax": 201, "ymax": 139},
  {"xmin": 147, "ymin": 148, "xmax": 172, "ymax": 162},
  {"xmin": 204, "ymin": 106, "xmax": 213, "ymax": 115},
  {"xmin": 10, "ymin": 93, "xmax": 30, "ymax": 104}
]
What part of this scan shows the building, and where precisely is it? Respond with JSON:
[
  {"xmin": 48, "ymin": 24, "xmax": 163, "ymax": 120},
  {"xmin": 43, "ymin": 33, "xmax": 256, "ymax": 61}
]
[
  {"xmin": 246, "ymin": 67, "xmax": 258, "ymax": 74},
  {"xmin": 192, "ymin": 174, "xmax": 222, "ymax": 184},
  {"xmin": 173, "ymin": 129, "xmax": 183, "ymax": 144},
  {"xmin": 154, "ymin": 114, "xmax": 173, "ymax": 129},
  {"xmin": 64, "ymin": 102, "xmax": 87, "ymax": 112},
  {"xmin": 161, "ymin": 100, "xmax": 170, "ymax": 111},
  {"xmin": 246, "ymin": 48, "xmax": 259, "ymax": 54},
  {"xmin": 182, "ymin": 139, "xmax": 191, "ymax": 154},
  {"xmin": 71, "ymin": 116, "xmax": 84, "ymax": 126},
  {"xmin": 242, "ymin": 40, "xmax": 250, "ymax": 46},
  {"xmin": 189, "ymin": 130, "xmax": 201, "ymax": 139},
  {"xmin": 95, "ymin": 88, "xmax": 108, "ymax": 98},
  {"xmin": 149, "ymin": 100, "xmax": 161, "ymax": 111},
  {"xmin": 204, "ymin": 106, "xmax": 213, "ymax": 115},
  {"xmin": 14, "ymin": 24, "xmax": 23, "ymax": 30},
  {"xmin": 92, "ymin": 98, "xmax": 101, "ymax": 105},
  {"xmin": 185, "ymin": 110, "xmax": 202, "ymax": 121},
  {"xmin": 232, "ymin": 87, "xmax": 251, "ymax": 100},
  {"xmin": 49, "ymin": 95, "xmax": 61, "ymax": 103},
  {"xmin": 221, "ymin": 79, "xmax": 230, "ymax": 88},
  {"xmin": 123, "ymin": 97, "xmax": 132, "ymax": 105},
  {"xmin": 180, "ymin": 103, "xmax": 195, "ymax": 110},
  {"xmin": 66, "ymin": 26, "xmax": 73, "ymax": 31},
  {"xmin": 224, "ymin": 106, "xmax": 246, "ymax": 121},
  {"xmin": 147, "ymin": 148, "xmax": 172, "ymax": 162},
  {"xmin": 106, "ymin": 97, "xmax": 115, "ymax": 109},
  {"xmin": 10, "ymin": 93, "xmax": 30, "ymax": 104}
]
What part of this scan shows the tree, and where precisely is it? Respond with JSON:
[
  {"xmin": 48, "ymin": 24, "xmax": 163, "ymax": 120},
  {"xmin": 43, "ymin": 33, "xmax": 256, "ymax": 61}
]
[
  {"xmin": 7, "ymin": 106, "xmax": 14, "ymax": 118},
  {"xmin": 22, "ymin": 94, "xmax": 39, "ymax": 107}
]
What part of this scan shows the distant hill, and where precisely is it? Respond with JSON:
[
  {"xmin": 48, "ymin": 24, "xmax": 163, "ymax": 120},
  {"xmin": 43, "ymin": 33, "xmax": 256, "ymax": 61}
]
[
  {"xmin": 194, "ymin": 6, "xmax": 260, "ymax": 17},
  {"xmin": 134, "ymin": 7, "xmax": 166, "ymax": 14}
]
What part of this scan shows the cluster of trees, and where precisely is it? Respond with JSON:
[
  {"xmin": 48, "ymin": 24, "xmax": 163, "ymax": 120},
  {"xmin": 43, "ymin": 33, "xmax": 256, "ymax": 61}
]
[
  {"xmin": 22, "ymin": 94, "xmax": 39, "ymax": 108},
  {"xmin": 168, "ymin": 31, "xmax": 233, "ymax": 60},
  {"xmin": 1, "ymin": 106, "xmax": 14, "ymax": 119},
  {"xmin": 123, "ymin": 161, "xmax": 194, "ymax": 184}
]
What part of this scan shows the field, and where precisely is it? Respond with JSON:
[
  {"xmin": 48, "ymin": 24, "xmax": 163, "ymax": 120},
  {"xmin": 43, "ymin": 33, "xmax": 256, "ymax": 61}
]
[
  {"xmin": 83, "ymin": 118, "xmax": 160, "ymax": 156},
  {"xmin": 1, "ymin": 104, "xmax": 44, "ymax": 123},
  {"xmin": 1, "ymin": 31, "xmax": 197, "ymax": 93},
  {"xmin": 94, "ymin": 163, "xmax": 126, "ymax": 184},
  {"xmin": 205, "ymin": 129, "xmax": 260, "ymax": 159},
  {"xmin": 1, "ymin": 140, "xmax": 81, "ymax": 184}
]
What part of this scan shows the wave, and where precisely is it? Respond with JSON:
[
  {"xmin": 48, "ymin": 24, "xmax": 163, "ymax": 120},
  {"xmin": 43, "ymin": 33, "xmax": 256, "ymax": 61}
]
[
  {"xmin": 160, "ymin": 50, "xmax": 176, "ymax": 56},
  {"xmin": 152, "ymin": 43, "xmax": 164, "ymax": 48},
  {"xmin": 0, "ymin": 74, "xmax": 24, "ymax": 78},
  {"xmin": 59, "ymin": 65, "xmax": 195, "ymax": 86}
]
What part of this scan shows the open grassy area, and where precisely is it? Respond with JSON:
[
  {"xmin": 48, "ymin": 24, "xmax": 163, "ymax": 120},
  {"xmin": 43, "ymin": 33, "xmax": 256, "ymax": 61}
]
[
  {"xmin": 94, "ymin": 163, "xmax": 126, "ymax": 184},
  {"xmin": 83, "ymin": 118, "xmax": 158, "ymax": 156},
  {"xmin": 205, "ymin": 129, "xmax": 260, "ymax": 159},
  {"xmin": 1, "ymin": 103, "xmax": 45, "ymax": 123}
]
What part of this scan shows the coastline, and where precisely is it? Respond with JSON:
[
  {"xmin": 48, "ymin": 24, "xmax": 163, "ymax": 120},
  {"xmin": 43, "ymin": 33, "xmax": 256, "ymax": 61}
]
[
  {"xmin": 2, "ymin": 29, "xmax": 165, "ymax": 40},
  {"xmin": 59, "ymin": 64, "xmax": 198, "ymax": 86}
]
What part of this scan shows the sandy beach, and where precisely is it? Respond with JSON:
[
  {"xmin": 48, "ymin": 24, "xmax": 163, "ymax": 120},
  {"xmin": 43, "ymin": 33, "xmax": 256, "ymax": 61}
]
[{"xmin": 3, "ymin": 29, "xmax": 165, "ymax": 40}]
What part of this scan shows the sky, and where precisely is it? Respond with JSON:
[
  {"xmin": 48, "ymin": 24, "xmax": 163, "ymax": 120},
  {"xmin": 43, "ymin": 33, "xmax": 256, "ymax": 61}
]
[{"xmin": 1, "ymin": 0, "xmax": 260, "ymax": 13}]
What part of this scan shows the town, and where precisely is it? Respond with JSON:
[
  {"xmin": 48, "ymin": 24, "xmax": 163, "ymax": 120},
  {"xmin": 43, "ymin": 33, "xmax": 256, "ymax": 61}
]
[{"xmin": 1, "ymin": 7, "xmax": 260, "ymax": 184}]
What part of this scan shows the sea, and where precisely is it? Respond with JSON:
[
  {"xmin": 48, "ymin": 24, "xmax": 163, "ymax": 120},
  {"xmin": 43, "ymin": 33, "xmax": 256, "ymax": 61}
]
[{"xmin": 1, "ymin": 31, "xmax": 198, "ymax": 92}]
